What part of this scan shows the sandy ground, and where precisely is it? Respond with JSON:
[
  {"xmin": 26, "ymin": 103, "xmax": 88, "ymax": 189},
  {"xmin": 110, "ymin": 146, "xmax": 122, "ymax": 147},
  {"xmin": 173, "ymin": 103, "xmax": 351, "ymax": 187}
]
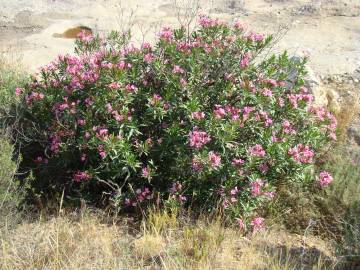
[{"xmin": 0, "ymin": 0, "xmax": 359, "ymax": 76}]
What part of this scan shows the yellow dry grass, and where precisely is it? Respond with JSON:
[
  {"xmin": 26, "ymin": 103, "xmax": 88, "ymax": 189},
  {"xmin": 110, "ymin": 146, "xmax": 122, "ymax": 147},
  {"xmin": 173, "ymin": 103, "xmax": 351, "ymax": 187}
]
[{"xmin": 0, "ymin": 210, "xmax": 338, "ymax": 270}]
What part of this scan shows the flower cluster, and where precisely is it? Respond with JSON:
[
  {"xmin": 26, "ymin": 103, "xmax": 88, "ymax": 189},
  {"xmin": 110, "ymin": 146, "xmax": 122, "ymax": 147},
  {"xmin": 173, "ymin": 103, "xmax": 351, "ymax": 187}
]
[
  {"xmin": 189, "ymin": 130, "xmax": 211, "ymax": 149},
  {"xmin": 317, "ymin": 171, "xmax": 333, "ymax": 188},
  {"xmin": 288, "ymin": 144, "xmax": 314, "ymax": 164}
]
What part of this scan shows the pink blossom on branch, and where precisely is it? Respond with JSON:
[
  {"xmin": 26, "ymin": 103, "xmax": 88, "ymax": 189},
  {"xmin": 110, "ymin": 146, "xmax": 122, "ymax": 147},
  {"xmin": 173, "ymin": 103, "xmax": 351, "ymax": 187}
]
[
  {"xmin": 159, "ymin": 27, "xmax": 173, "ymax": 42},
  {"xmin": 191, "ymin": 111, "xmax": 205, "ymax": 120},
  {"xmin": 144, "ymin": 53, "xmax": 154, "ymax": 64},
  {"xmin": 249, "ymin": 144, "xmax": 266, "ymax": 157},
  {"xmin": 172, "ymin": 65, "xmax": 185, "ymax": 74},
  {"xmin": 250, "ymin": 179, "xmax": 264, "ymax": 197},
  {"xmin": 288, "ymin": 144, "xmax": 314, "ymax": 164},
  {"xmin": 208, "ymin": 151, "xmax": 221, "ymax": 169},
  {"xmin": 316, "ymin": 171, "xmax": 333, "ymax": 188},
  {"xmin": 251, "ymin": 217, "xmax": 265, "ymax": 232},
  {"xmin": 15, "ymin": 87, "xmax": 24, "ymax": 96},
  {"xmin": 189, "ymin": 130, "xmax": 211, "ymax": 149},
  {"xmin": 235, "ymin": 218, "xmax": 246, "ymax": 230},
  {"xmin": 214, "ymin": 105, "xmax": 227, "ymax": 119},
  {"xmin": 73, "ymin": 171, "xmax": 90, "ymax": 182},
  {"xmin": 232, "ymin": 158, "xmax": 245, "ymax": 167}
]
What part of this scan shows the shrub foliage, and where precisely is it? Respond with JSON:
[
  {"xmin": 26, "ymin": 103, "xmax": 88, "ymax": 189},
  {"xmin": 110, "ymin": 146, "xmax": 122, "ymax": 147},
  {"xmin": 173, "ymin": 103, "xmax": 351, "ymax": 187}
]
[{"xmin": 15, "ymin": 16, "xmax": 336, "ymax": 227}]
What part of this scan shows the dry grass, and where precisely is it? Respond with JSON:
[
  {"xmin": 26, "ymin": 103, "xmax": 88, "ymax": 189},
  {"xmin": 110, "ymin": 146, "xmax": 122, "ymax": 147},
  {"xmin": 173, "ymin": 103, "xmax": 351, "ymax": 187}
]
[{"xmin": 0, "ymin": 210, "xmax": 339, "ymax": 270}]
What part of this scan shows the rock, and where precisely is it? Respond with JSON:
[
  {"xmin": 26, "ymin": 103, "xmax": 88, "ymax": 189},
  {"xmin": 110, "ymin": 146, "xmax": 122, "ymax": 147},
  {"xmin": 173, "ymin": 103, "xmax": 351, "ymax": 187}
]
[{"xmin": 304, "ymin": 65, "xmax": 329, "ymax": 106}]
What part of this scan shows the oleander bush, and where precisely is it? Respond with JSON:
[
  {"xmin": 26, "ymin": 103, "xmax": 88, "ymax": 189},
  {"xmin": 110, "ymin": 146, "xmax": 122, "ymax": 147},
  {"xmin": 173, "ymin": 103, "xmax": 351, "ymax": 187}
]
[{"xmin": 14, "ymin": 16, "xmax": 337, "ymax": 229}]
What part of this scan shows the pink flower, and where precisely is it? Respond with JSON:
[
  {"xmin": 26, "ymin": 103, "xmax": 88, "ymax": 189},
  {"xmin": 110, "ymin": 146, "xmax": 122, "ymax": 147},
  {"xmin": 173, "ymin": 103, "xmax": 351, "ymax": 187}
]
[
  {"xmin": 192, "ymin": 156, "xmax": 203, "ymax": 171},
  {"xmin": 264, "ymin": 79, "xmax": 277, "ymax": 87},
  {"xmin": 271, "ymin": 131, "xmax": 281, "ymax": 143},
  {"xmin": 141, "ymin": 42, "xmax": 151, "ymax": 50},
  {"xmin": 77, "ymin": 30, "xmax": 93, "ymax": 42},
  {"xmin": 222, "ymin": 199, "xmax": 230, "ymax": 209},
  {"xmin": 230, "ymin": 186, "xmax": 240, "ymax": 195},
  {"xmin": 255, "ymin": 111, "xmax": 273, "ymax": 127},
  {"xmin": 159, "ymin": 27, "xmax": 173, "ymax": 42},
  {"xmin": 262, "ymin": 88, "xmax": 272, "ymax": 97},
  {"xmin": 198, "ymin": 15, "xmax": 223, "ymax": 28},
  {"xmin": 300, "ymin": 86, "xmax": 308, "ymax": 94},
  {"xmin": 329, "ymin": 132, "xmax": 337, "ymax": 141},
  {"xmin": 169, "ymin": 182, "xmax": 186, "ymax": 202},
  {"xmin": 180, "ymin": 77, "xmax": 187, "ymax": 86},
  {"xmin": 288, "ymin": 94, "xmax": 299, "ymax": 109},
  {"xmin": 150, "ymin": 94, "xmax": 162, "ymax": 105},
  {"xmin": 176, "ymin": 42, "xmax": 190, "ymax": 52},
  {"xmin": 317, "ymin": 171, "xmax": 333, "ymax": 188},
  {"xmin": 231, "ymin": 158, "xmax": 244, "ymax": 167},
  {"xmin": 288, "ymin": 144, "xmax": 314, "ymax": 164},
  {"xmin": 214, "ymin": 105, "xmax": 227, "ymax": 119},
  {"xmin": 81, "ymin": 153, "xmax": 87, "ymax": 161},
  {"xmin": 258, "ymin": 163, "xmax": 269, "ymax": 173},
  {"xmin": 250, "ymin": 179, "xmax": 264, "ymax": 197},
  {"xmin": 15, "ymin": 87, "xmax": 23, "ymax": 96},
  {"xmin": 172, "ymin": 65, "xmax": 185, "ymax": 74},
  {"xmin": 96, "ymin": 128, "xmax": 108, "ymax": 139},
  {"xmin": 249, "ymin": 144, "xmax": 266, "ymax": 157},
  {"xmin": 170, "ymin": 182, "xmax": 183, "ymax": 194},
  {"xmin": 124, "ymin": 198, "xmax": 132, "ymax": 206},
  {"xmin": 234, "ymin": 21, "xmax": 244, "ymax": 30},
  {"xmin": 242, "ymin": 106, "xmax": 254, "ymax": 121},
  {"xmin": 301, "ymin": 94, "xmax": 314, "ymax": 104},
  {"xmin": 77, "ymin": 119, "xmax": 86, "ymax": 126},
  {"xmin": 73, "ymin": 171, "xmax": 90, "ymax": 182},
  {"xmin": 263, "ymin": 191, "xmax": 276, "ymax": 199},
  {"xmin": 85, "ymin": 97, "xmax": 93, "ymax": 106},
  {"xmin": 225, "ymin": 106, "xmax": 241, "ymax": 120},
  {"xmin": 278, "ymin": 97, "xmax": 285, "ymax": 107},
  {"xmin": 251, "ymin": 217, "xmax": 265, "ymax": 232},
  {"xmin": 326, "ymin": 112, "xmax": 337, "ymax": 131},
  {"xmin": 125, "ymin": 84, "xmax": 138, "ymax": 93},
  {"xmin": 235, "ymin": 218, "xmax": 246, "ymax": 230},
  {"xmin": 108, "ymin": 82, "xmax": 121, "ymax": 89},
  {"xmin": 117, "ymin": 61, "xmax": 126, "ymax": 70},
  {"xmin": 247, "ymin": 32, "xmax": 264, "ymax": 42},
  {"xmin": 240, "ymin": 52, "xmax": 251, "ymax": 68},
  {"xmin": 191, "ymin": 111, "xmax": 205, "ymax": 120},
  {"xmin": 199, "ymin": 15, "xmax": 213, "ymax": 27},
  {"xmin": 144, "ymin": 53, "xmax": 154, "ymax": 64},
  {"xmin": 34, "ymin": 156, "xmax": 49, "ymax": 164},
  {"xmin": 189, "ymin": 130, "xmax": 211, "ymax": 148},
  {"xmin": 141, "ymin": 167, "xmax": 151, "ymax": 178},
  {"xmin": 50, "ymin": 135, "xmax": 61, "ymax": 153},
  {"xmin": 34, "ymin": 156, "xmax": 43, "ymax": 163},
  {"xmin": 164, "ymin": 102, "xmax": 171, "ymax": 109},
  {"xmin": 208, "ymin": 151, "xmax": 221, "ymax": 169},
  {"xmin": 112, "ymin": 111, "xmax": 125, "ymax": 122},
  {"xmin": 282, "ymin": 120, "xmax": 295, "ymax": 134},
  {"xmin": 278, "ymin": 81, "xmax": 286, "ymax": 87},
  {"xmin": 98, "ymin": 145, "xmax": 106, "ymax": 159},
  {"xmin": 84, "ymin": 132, "xmax": 91, "ymax": 139},
  {"xmin": 136, "ymin": 187, "xmax": 153, "ymax": 202},
  {"xmin": 26, "ymin": 92, "xmax": 44, "ymax": 104},
  {"xmin": 105, "ymin": 103, "xmax": 113, "ymax": 113}
]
